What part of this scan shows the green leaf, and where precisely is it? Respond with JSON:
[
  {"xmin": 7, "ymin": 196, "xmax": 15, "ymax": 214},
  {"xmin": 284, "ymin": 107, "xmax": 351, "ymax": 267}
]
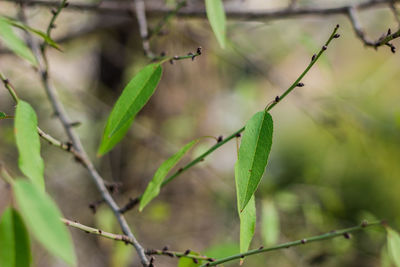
[
  {"xmin": 139, "ymin": 139, "xmax": 199, "ymax": 211},
  {"xmin": 261, "ymin": 200, "xmax": 280, "ymax": 246},
  {"xmin": 0, "ymin": 17, "xmax": 37, "ymax": 66},
  {"xmin": 205, "ymin": 0, "xmax": 226, "ymax": 49},
  {"xmin": 387, "ymin": 227, "xmax": 400, "ymax": 267},
  {"xmin": 15, "ymin": 101, "xmax": 45, "ymax": 190},
  {"xmin": 0, "ymin": 16, "xmax": 60, "ymax": 50},
  {"xmin": 177, "ymin": 252, "xmax": 201, "ymax": 267},
  {"xmin": 0, "ymin": 112, "xmax": 6, "ymax": 119},
  {"xmin": 13, "ymin": 179, "xmax": 76, "ymax": 266},
  {"xmin": 0, "ymin": 207, "xmax": 31, "ymax": 267},
  {"xmin": 235, "ymin": 163, "xmax": 256, "ymax": 254},
  {"xmin": 236, "ymin": 111, "xmax": 273, "ymax": 211},
  {"xmin": 98, "ymin": 63, "xmax": 163, "ymax": 155}
]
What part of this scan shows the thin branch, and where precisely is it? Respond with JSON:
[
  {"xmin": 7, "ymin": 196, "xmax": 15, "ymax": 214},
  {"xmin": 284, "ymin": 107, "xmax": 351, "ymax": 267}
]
[
  {"xmin": 200, "ymin": 221, "xmax": 383, "ymax": 267},
  {"xmin": 133, "ymin": 0, "xmax": 153, "ymax": 57},
  {"xmin": 62, "ymin": 218, "xmax": 134, "ymax": 244},
  {"xmin": 120, "ymin": 24, "xmax": 340, "ymax": 213},
  {"xmin": 17, "ymin": 6, "xmax": 150, "ymax": 266},
  {"xmin": 146, "ymin": 248, "xmax": 214, "ymax": 263}
]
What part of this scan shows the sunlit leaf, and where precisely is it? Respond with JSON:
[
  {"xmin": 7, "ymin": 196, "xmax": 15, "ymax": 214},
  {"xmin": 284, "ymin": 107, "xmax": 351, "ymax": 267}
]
[
  {"xmin": 236, "ymin": 111, "xmax": 273, "ymax": 211},
  {"xmin": 0, "ymin": 16, "xmax": 60, "ymax": 50},
  {"xmin": 387, "ymin": 227, "xmax": 400, "ymax": 267},
  {"xmin": 15, "ymin": 101, "xmax": 45, "ymax": 190},
  {"xmin": 235, "ymin": 163, "xmax": 256, "ymax": 254},
  {"xmin": 139, "ymin": 139, "xmax": 199, "ymax": 211},
  {"xmin": 0, "ymin": 17, "xmax": 37, "ymax": 66},
  {"xmin": 178, "ymin": 251, "xmax": 201, "ymax": 267},
  {"xmin": 13, "ymin": 179, "xmax": 76, "ymax": 266},
  {"xmin": 261, "ymin": 200, "xmax": 280, "ymax": 246},
  {"xmin": 205, "ymin": 0, "xmax": 226, "ymax": 49},
  {"xmin": 0, "ymin": 207, "xmax": 31, "ymax": 267},
  {"xmin": 98, "ymin": 63, "xmax": 163, "ymax": 155}
]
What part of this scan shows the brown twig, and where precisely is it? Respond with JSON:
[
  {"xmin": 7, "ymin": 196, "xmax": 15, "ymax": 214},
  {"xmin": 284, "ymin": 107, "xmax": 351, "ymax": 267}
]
[{"xmin": 133, "ymin": 0, "xmax": 153, "ymax": 57}]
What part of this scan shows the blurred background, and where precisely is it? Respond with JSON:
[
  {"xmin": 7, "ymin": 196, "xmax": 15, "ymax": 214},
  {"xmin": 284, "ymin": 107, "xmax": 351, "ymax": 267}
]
[{"xmin": 1, "ymin": 0, "xmax": 400, "ymax": 266}]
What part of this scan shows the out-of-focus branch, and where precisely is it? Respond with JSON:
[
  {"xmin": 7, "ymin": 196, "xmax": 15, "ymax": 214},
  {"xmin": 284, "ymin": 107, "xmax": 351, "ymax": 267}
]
[
  {"xmin": 200, "ymin": 221, "xmax": 383, "ymax": 267},
  {"xmin": 16, "ymin": 5, "xmax": 150, "ymax": 266},
  {"xmin": 133, "ymin": 0, "xmax": 153, "ymax": 57}
]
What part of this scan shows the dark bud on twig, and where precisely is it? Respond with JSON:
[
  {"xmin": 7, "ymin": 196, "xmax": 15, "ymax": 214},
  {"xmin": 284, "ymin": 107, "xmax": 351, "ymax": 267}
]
[
  {"xmin": 165, "ymin": 252, "xmax": 174, "ymax": 257},
  {"xmin": 333, "ymin": 33, "xmax": 340, "ymax": 38},
  {"xmin": 343, "ymin": 232, "xmax": 351, "ymax": 239},
  {"xmin": 50, "ymin": 23, "xmax": 56, "ymax": 29},
  {"xmin": 184, "ymin": 249, "xmax": 191, "ymax": 255},
  {"xmin": 322, "ymin": 45, "xmax": 327, "ymax": 51},
  {"xmin": 150, "ymin": 256, "xmax": 155, "ymax": 264},
  {"xmin": 236, "ymin": 133, "xmax": 241, "ymax": 138},
  {"xmin": 217, "ymin": 135, "xmax": 223, "ymax": 143},
  {"xmin": 162, "ymin": 246, "xmax": 169, "ymax": 251},
  {"xmin": 208, "ymin": 258, "xmax": 215, "ymax": 262},
  {"xmin": 391, "ymin": 45, "xmax": 396, "ymax": 54},
  {"xmin": 65, "ymin": 141, "xmax": 73, "ymax": 151},
  {"xmin": 387, "ymin": 28, "xmax": 391, "ymax": 36},
  {"xmin": 69, "ymin": 121, "xmax": 81, "ymax": 127},
  {"xmin": 169, "ymin": 59, "xmax": 174, "ymax": 65},
  {"xmin": 275, "ymin": 96, "xmax": 280, "ymax": 102},
  {"xmin": 301, "ymin": 239, "xmax": 307, "ymax": 244},
  {"xmin": 197, "ymin": 47, "xmax": 202, "ymax": 55},
  {"xmin": 297, "ymin": 82, "xmax": 305, "ymax": 87},
  {"xmin": 160, "ymin": 51, "xmax": 166, "ymax": 57},
  {"xmin": 173, "ymin": 56, "xmax": 179, "ymax": 60},
  {"xmin": 89, "ymin": 203, "xmax": 97, "ymax": 213},
  {"xmin": 361, "ymin": 220, "xmax": 368, "ymax": 227},
  {"xmin": 259, "ymin": 246, "xmax": 264, "ymax": 250},
  {"xmin": 192, "ymin": 258, "xmax": 198, "ymax": 264},
  {"xmin": 311, "ymin": 54, "xmax": 316, "ymax": 61},
  {"xmin": 63, "ymin": 1, "xmax": 69, "ymax": 7},
  {"xmin": 51, "ymin": 8, "xmax": 57, "ymax": 15}
]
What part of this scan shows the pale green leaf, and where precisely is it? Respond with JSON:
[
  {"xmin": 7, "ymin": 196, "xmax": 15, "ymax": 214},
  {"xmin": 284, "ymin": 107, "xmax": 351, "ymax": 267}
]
[
  {"xmin": 205, "ymin": 0, "xmax": 226, "ymax": 49},
  {"xmin": 0, "ymin": 16, "xmax": 60, "ymax": 50},
  {"xmin": 178, "ymin": 252, "xmax": 201, "ymax": 267},
  {"xmin": 387, "ymin": 227, "xmax": 400, "ymax": 267},
  {"xmin": 98, "ymin": 63, "xmax": 163, "ymax": 155},
  {"xmin": 235, "ymin": 163, "xmax": 256, "ymax": 254},
  {"xmin": 0, "ymin": 207, "xmax": 31, "ymax": 267},
  {"xmin": 13, "ymin": 179, "xmax": 76, "ymax": 266},
  {"xmin": 236, "ymin": 111, "xmax": 273, "ymax": 211},
  {"xmin": 15, "ymin": 101, "xmax": 45, "ymax": 190},
  {"xmin": 140, "ymin": 139, "xmax": 199, "ymax": 211},
  {"xmin": 261, "ymin": 200, "xmax": 280, "ymax": 246},
  {"xmin": 0, "ymin": 17, "xmax": 37, "ymax": 66}
]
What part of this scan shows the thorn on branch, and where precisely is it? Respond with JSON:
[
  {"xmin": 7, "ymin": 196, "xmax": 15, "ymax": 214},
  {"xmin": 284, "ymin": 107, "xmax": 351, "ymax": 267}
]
[
  {"xmin": 217, "ymin": 135, "xmax": 223, "ymax": 143},
  {"xmin": 322, "ymin": 45, "xmax": 327, "ymax": 51},
  {"xmin": 311, "ymin": 54, "xmax": 316, "ymax": 61},
  {"xmin": 297, "ymin": 82, "xmax": 305, "ymax": 87}
]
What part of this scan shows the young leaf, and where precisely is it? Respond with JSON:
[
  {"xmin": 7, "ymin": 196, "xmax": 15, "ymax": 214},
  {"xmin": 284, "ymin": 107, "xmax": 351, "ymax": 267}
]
[
  {"xmin": 205, "ymin": 0, "xmax": 226, "ymax": 49},
  {"xmin": 235, "ymin": 163, "xmax": 256, "ymax": 254},
  {"xmin": 178, "ymin": 252, "xmax": 202, "ymax": 267},
  {"xmin": 139, "ymin": 139, "xmax": 199, "ymax": 211},
  {"xmin": 15, "ymin": 101, "xmax": 45, "ymax": 190},
  {"xmin": 0, "ymin": 16, "xmax": 60, "ymax": 50},
  {"xmin": 387, "ymin": 227, "xmax": 400, "ymax": 267},
  {"xmin": 98, "ymin": 63, "xmax": 163, "ymax": 156},
  {"xmin": 261, "ymin": 200, "xmax": 280, "ymax": 246},
  {"xmin": 13, "ymin": 179, "xmax": 76, "ymax": 266},
  {"xmin": 0, "ymin": 17, "xmax": 37, "ymax": 66},
  {"xmin": 236, "ymin": 111, "xmax": 273, "ymax": 211},
  {"xmin": 0, "ymin": 112, "xmax": 6, "ymax": 119},
  {"xmin": 0, "ymin": 207, "xmax": 31, "ymax": 267}
]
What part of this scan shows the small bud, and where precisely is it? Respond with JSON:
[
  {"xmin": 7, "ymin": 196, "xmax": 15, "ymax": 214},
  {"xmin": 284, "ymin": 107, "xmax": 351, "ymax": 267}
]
[
  {"xmin": 173, "ymin": 56, "xmax": 179, "ymax": 60},
  {"xmin": 177, "ymin": 168, "xmax": 183, "ymax": 173},
  {"xmin": 208, "ymin": 258, "xmax": 215, "ymax": 262},
  {"xmin": 333, "ymin": 34, "xmax": 340, "ymax": 38},
  {"xmin": 343, "ymin": 232, "xmax": 351, "ymax": 239},
  {"xmin": 387, "ymin": 28, "xmax": 391, "ymax": 36},
  {"xmin": 197, "ymin": 47, "xmax": 202, "ymax": 55},
  {"xmin": 160, "ymin": 51, "xmax": 166, "ymax": 57},
  {"xmin": 50, "ymin": 23, "xmax": 56, "ymax": 29},
  {"xmin": 361, "ymin": 220, "xmax": 368, "ymax": 227},
  {"xmin": 275, "ymin": 96, "xmax": 280, "ymax": 102},
  {"xmin": 258, "ymin": 246, "xmax": 264, "ymax": 250},
  {"xmin": 192, "ymin": 258, "xmax": 198, "ymax": 264},
  {"xmin": 166, "ymin": 252, "xmax": 174, "ymax": 257},
  {"xmin": 150, "ymin": 256, "xmax": 155, "ymax": 264},
  {"xmin": 162, "ymin": 246, "xmax": 169, "ymax": 251},
  {"xmin": 235, "ymin": 133, "xmax": 241, "ymax": 138},
  {"xmin": 169, "ymin": 59, "xmax": 174, "ymax": 65},
  {"xmin": 184, "ymin": 249, "xmax": 191, "ymax": 255},
  {"xmin": 311, "ymin": 54, "xmax": 316, "ymax": 61},
  {"xmin": 301, "ymin": 239, "xmax": 307, "ymax": 244},
  {"xmin": 297, "ymin": 82, "xmax": 305, "ymax": 87},
  {"xmin": 51, "ymin": 8, "xmax": 57, "ymax": 15},
  {"xmin": 322, "ymin": 45, "xmax": 327, "ymax": 51},
  {"xmin": 391, "ymin": 46, "xmax": 396, "ymax": 54},
  {"xmin": 64, "ymin": 1, "xmax": 69, "ymax": 7},
  {"xmin": 217, "ymin": 135, "xmax": 223, "ymax": 142}
]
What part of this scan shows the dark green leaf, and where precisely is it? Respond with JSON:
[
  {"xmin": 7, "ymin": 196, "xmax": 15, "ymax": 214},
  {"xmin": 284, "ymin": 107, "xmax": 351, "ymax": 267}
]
[
  {"xmin": 0, "ymin": 112, "xmax": 6, "ymax": 119},
  {"xmin": 0, "ymin": 16, "xmax": 60, "ymax": 50},
  {"xmin": 0, "ymin": 17, "xmax": 37, "ymax": 66},
  {"xmin": 13, "ymin": 179, "xmax": 76, "ymax": 266},
  {"xmin": 205, "ymin": 0, "xmax": 226, "ymax": 49},
  {"xmin": 140, "ymin": 139, "xmax": 199, "ymax": 211},
  {"xmin": 236, "ymin": 111, "xmax": 273, "ymax": 211},
  {"xmin": 261, "ymin": 200, "xmax": 280, "ymax": 246},
  {"xmin": 98, "ymin": 63, "xmax": 163, "ymax": 155},
  {"xmin": 0, "ymin": 207, "xmax": 31, "ymax": 267},
  {"xmin": 235, "ymin": 163, "xmax": 256, "ymax": 254},
  {"xmin": 15, "ymin": 101, "xmax": 45, "ymax": 190},
  {"xmin": 387, "ymin": 227, "xmax": 400, "ymax": 267}
]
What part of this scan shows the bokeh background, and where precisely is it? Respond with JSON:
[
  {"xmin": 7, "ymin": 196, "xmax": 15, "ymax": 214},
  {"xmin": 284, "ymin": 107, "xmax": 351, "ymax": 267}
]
[{"xmin": 1, "ymin": 0, "xmax": 400, "ymax": 266}]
